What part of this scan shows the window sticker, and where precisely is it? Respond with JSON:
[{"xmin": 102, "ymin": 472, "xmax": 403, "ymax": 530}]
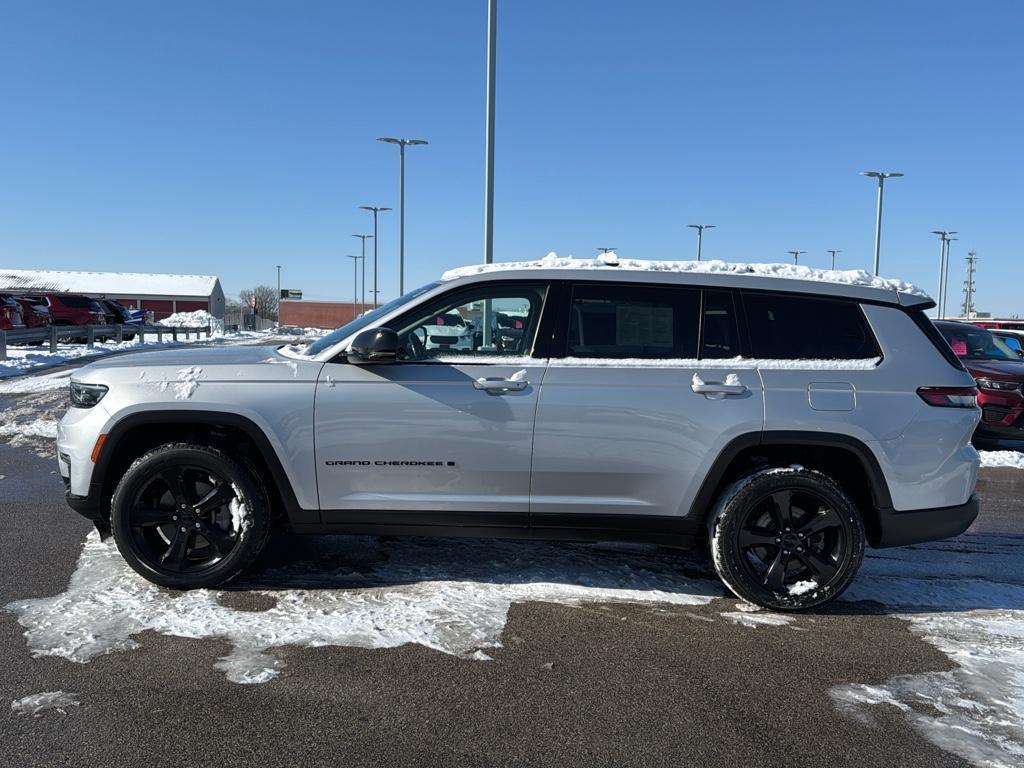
[{"xmin": 616, "ymin": 305, "xmax": 673, "ymax": 347}]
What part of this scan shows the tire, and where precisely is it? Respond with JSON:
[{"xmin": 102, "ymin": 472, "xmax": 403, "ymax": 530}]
[
  {"xmin": 709, "ymin": 466, "xmax": 865, "ymax": 611},
  {"xmin": 110, "ymin": 443, "xmax": 272, "ymax": 589}
]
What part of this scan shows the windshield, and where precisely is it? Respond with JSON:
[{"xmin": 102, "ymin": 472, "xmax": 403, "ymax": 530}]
[
  {"xmin": 939, "ymin": 325, "xmax": 1020, "ymax": 362},
  {"xmin": 303, "ymin": 281, "xmax": 442, "ymax": 357}
]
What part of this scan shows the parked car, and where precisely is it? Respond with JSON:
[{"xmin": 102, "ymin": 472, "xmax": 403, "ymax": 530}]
[
  {"xmin": 59, "ymin": 261, "xmax": 981, "ymax": 611},
  {"xmin": 22, "ymin": 293, "xmax": 107, "ymax": 327},
  {"xmin": 95, "ymin": 298, "xmax": 140, "ymax": 340},
  {"xmin": 0, "ymin": 294, "xmax": 26, "ymax": 330},
  {"xmin": 990, "ymin": 328, "xmax": 1024, "ymax": 356},
  {"xmin": 935, "ymin": 320, "xmax": 1024, "ymax": 449},
  {"xmin": 13, "ymin": 296, "xmax": 51, "ymax": 328}
]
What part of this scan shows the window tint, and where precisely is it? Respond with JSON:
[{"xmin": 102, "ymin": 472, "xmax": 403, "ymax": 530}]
[
  {"xmin": 936, "ymin": 323, "xmax": 1018, "ymax": 362},
  {"xmin": 567, "ymin": 284, "xmax": 700, "ymax": 359},
  {"xmin": 701, "ymin": 290, "xmax": 740, "ymax": 359},
  {"xmin": 59, "ymin": 295, "xmax": 96, "ymax": 309},
  {"xmin": 394, "ymin": 284, "xmax": 546, "ymax": 361},
  {"xmin": 743, "ymin": 293, "xmax": 879, "ymax": 359}
]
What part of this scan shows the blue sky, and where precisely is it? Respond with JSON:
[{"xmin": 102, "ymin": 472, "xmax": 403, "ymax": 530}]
[{"xmin": 1, "ymin": 1, "xmax": 1021, "ymax": 315}]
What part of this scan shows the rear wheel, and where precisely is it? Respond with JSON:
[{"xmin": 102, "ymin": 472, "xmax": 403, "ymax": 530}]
[
  {"xmin": 709, "ymin": 467, "xmax": 865, "ymax": 610},
  {"xmin": 110, "ymin": 443, "xmax": 271, "ymax": 589}
]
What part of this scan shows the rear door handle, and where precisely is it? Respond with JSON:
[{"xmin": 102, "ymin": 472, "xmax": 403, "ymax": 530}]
[{"xmin": 691, "ymin": 374, "xmax": 747, "ymax": 398}]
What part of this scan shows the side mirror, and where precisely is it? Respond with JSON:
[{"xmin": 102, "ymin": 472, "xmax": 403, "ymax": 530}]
[{"xmin": 348, "ymin": 327, "xmax": 399, "ymax": 364}]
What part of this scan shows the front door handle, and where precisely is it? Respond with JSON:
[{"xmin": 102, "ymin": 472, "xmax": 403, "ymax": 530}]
[
  {"xmin": 691, "ymin": 374, "xmax": 747, "ymax": 398},
  {"xmin": 473, "ymin": 369, "xmax": 529, "ymax": 393}
]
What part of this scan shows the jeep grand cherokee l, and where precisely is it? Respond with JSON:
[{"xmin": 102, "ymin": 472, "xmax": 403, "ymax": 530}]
[{"xmin": 57, "ymin": 259, "xmax": 981, "ymax": 610}]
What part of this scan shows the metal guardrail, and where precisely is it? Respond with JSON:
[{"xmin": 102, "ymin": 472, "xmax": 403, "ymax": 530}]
[{"xmin": 0, "ymin": 324, "xmax": 213, "ymax": 361}]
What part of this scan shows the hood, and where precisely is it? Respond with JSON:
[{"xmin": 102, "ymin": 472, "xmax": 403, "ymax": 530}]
[
  {"xmin": 75, "ymin": 344, "xmax": 308, "ymax": 375},
  {"xmin": 963, "ymin": 358, "xmax": 1024, "ymax": 382}
]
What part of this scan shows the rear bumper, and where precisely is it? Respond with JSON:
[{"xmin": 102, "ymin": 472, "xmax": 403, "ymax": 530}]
[{"xmin": 873, "ymin": 494, "xmax": 979, "ymax": 548}]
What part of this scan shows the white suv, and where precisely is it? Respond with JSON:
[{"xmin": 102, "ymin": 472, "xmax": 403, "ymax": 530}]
[{"xmin": 57, "ymin": 257, "xmax": 981, "ymax": 610}]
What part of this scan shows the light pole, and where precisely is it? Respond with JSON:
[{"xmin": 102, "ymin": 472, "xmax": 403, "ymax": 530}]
[
  {"xmin": 860, "ymin": 170, "xmax": 904, "ymax": 276},
  {"xmin": 687, "ymin": 224, "xmax": 715, "ymax": 261},
  {"xmin": 360, "ymin": 206, "xmax": 391, "ymax": 308},
  {"xmin": 484, "ymin": 0, "xmax": 497, "ymax": 264},
  {"xmin": 826, "ymin": 249, "xmax": 841, "ymax": 270},
  {"xmin": 275, "ymin": 265, "xmax": 282, "ymax": 322},
  {"xmin": 931, "ymin": 230, "xmax": 956, "ymax": 320},
  {"xmin": 377, "ymin": 137, "xmax": 428, "ymax": 296},
  {"xmin": 787, "ymin": 250, "xmax": 806, "ymax": 265},
  {"xmin": 352, "ymin": 234, "xmax": 373, "ymax": 313},
  {"xmin": 944, "ymin": 238, "xmax": 958, "ymax": 319},
  {"xmin": 345, "ymin": 255, "xmax": 361, "ymax": 317}
]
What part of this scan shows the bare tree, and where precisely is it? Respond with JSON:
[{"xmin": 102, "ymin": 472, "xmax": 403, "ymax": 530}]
[{"xmin": 238, "ymin": 285, "xmax": 279, "ymax": 320}]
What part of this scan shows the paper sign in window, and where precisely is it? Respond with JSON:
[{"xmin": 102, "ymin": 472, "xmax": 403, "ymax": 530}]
[{"xmin": 616, "ymin": 305, "xmax": 673, "ymax": 347}]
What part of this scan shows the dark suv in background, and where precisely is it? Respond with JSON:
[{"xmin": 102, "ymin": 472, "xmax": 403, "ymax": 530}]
[{"xmin": 936, "ymin": 320, "xmax": 1024, "ymax": 449}]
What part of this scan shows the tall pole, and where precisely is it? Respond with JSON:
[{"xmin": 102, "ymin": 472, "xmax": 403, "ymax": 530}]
[
  {"xmin": 352, "ymin": 234, "xmax": 373, "ymax": 314},
  {"xmin": 360, "ymin": 206, "xmax": 391, "ymax": 308},
  {"xmin": 963, "ymin": 251, "xmax": 978, "ymax": 318},
  {"xmin": 931, "ymin": 230, "xmax": 956, "ymax": 320},
  {"xmin": 787, "ymin": 250, "xmax": 806, "ymax": 265},
  {"xmin": 860, "ymin": 171, "xmax": 903, "ymax": 275},
  {"xmin": 943, "ymin": 238, "xmax": 958, "ymax": 319},
  {"xmin": 484, "ymin": 0, "xmax": 497, "ymax": 264},
  {"xmin": 688, "ymin": 224, "xmax": 715, "ymax": 261},
  {"xmin": 827, "ymin": 249, "xmax": 841, "ymax": 270},
  {"xmin": 378, "ymin": 137, "xmax": 428, "ymax": 295},
  {"xmin": 345, "ymin": 255, "xmax": 360, "ymax": 318},
  {"xmin": 275, "ymin": 265, "xmax": 281, "ymax": 321}
]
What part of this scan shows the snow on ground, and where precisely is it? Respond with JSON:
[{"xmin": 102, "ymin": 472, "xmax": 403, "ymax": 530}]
[
  {"xmin": 442, "ymin": 252, "xmax": 929, "ymax": 298},
  {"xmin": 720, "ymin": 610, "xmax": 796, "ymax": 628},
  {"xmin": 834, "ymin": 535, "xmax": 1024, "ymax": 768},
  {"xmin": 980, "ymin": 451, "xmax": 1024, "ymax": 470},
  {"xmin": 5, "ymin": 533, "xmax": 722, "ymax": 685},
  {"xmin": 0, "ymin": 373, "xmax": 67, "ymax": 456},
  {"xmin": 159, "ymin": 309, "xmax": 216, "ymax": 328},
  {"xmin": 10, "ymin": 691, "xmax": 80, "ymax": 717}
]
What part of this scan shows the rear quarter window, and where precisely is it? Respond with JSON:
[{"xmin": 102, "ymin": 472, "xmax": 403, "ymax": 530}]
[{"xmin": 742, "ymin": 292, "xmax": 880, "ymax": 360}]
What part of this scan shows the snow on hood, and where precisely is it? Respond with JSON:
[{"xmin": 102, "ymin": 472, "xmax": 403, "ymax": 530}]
[
  {"xmin": 73, "ymin": 344, "xmax": 299, "ymax": 374},
  {"xmin": 442, "ymin": 252, "xmax": 930, "ymax": 298}
]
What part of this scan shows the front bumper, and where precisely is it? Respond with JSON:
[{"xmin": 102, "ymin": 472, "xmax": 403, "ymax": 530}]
[{"xmin": 873, "ymin": 494, "xmax": 979, "ymax": 548}]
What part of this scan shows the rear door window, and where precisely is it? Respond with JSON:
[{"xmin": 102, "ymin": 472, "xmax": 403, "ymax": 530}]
[
  {"xmin": 742, "ymin": 292, "xmax": 880, "ymax": 360},
  {"xmin": 567, "ymin": 284, "xmax": 701, "ymax": 359}
]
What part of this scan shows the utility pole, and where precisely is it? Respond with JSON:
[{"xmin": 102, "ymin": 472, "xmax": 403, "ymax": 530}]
[
  {"xmin": 345, "ymin": 255, "xmax": 361, "ymax": 318},
  {"xmin": 352, "ymin": 234, "xmax": 373, "ymax": 313},
  {"xmin": 276, "ymin": 265, "xmax": 281, "ymax": 320},
  {"xmin": 860, "ymin": 171, "xmax": 904, "ymax": 275},
  {"xmin": 787, "ymin": 250, "xmax": 806, "ymax": 265},
  {"xmin": 962, "ymin": 251, "xmax": 978, "ymax": 319},
  {"xmin": 687, "ymin": 224, "xmax": 715, "ymax": 261},
  {"xmin": 931, "ymin": 230, "xmax": 956, "ymax": 319},
  {"xmin": 826, "ymin": 250, "xmax": 841, "ymax": 270},
  {"xmin": 943, "ymin": 238, "xmax": 958, "ymax": 319},
  {"xmin": 597, "ymin": 247, "xmax": 617, "ymax": 254},
  {"xmin": 484, "ymin": 0, "xmax": 497, "ymax": 265},
  {"xmin": 360, "ymin": 206, "xmax": 391, "ymax": 308},
  {"xmin": 377, "ymin": 137, "xmax": 428, "ymax": 295}
]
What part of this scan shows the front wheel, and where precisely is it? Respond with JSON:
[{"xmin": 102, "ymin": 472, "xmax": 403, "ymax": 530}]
[
  {"xmin": 709, "ymin": 467, "xmax": 865, "ymax": 610},
  {"xmin": 110, "ymin": 443, "xmax": 271, "ymax": 589}
]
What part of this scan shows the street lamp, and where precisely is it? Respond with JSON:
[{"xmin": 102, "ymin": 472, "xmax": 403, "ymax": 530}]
[
  {"xmin": 944, "ymin": 237, "xmax": 958, "ymax": 319},
  {"xmin": 352, "ymin": 234, "xmax": 373, "ymax": 313},
  {"xmin": 931, "ymin": 230, "xmax": 957, "ymax": 320},
  {"xmin": 687, "ymin": 224, "xmax": 715, "ymax": 261},
  {"xmin": 787, "ymin": 250, "xmax": 806, "ymax": 265},
  {"xmin": 484, "ymin": 0, "xmax": 497, "ymax": 264},
  {"xmin": 860, "ymin": 170, "xmax": 904, "ymax": 276},
  {"xmin": 360, "ymin": 206, "xmax": 391, "ymax": 308},
  {"xmin": 826, "ymin": 249, "xmax": 842, "ymax": 270},
  {"xmin": 377, "ymin": 137, "xmax": 428, "ymax": 296},
  {"xmin": 345, "ymin": 255, "xmax": 362, "ymax": 317}
]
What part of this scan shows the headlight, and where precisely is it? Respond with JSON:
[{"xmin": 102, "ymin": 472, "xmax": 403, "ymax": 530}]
[
  {"xmin": 976, "ymin": 379, "xmax": 1022, "ymax": 393},
  {"xmin": 70, "ymin": 382, "xmax": 109, "ymax": 408}
]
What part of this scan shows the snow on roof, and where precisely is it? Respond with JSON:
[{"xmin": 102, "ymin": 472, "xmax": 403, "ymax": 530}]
[
  {"xmin": 441, "ymin": 252, "xmax": 930, "ymax": 298},
  {"xmin": 0, "ymin": 269, "xmax": 220, "ymax": 298}
]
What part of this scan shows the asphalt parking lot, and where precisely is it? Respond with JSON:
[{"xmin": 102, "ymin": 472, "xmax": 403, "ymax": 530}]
[{"xmin": 1, "ymin": 374, "xmax": 1022, "ymax": 768}]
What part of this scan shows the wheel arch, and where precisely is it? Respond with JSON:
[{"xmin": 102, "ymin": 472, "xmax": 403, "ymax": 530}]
[
  {"xmin": 690, "ymin": 430, "xmax": 893, "ymax": 547},
  {"xmin": 93, "ymin": 410, "xmax": 307, "ymax": 526}
]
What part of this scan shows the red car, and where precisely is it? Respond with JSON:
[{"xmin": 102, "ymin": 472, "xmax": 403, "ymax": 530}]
[
  {"xmin": 21, "ymin": 293, "xmax": 106, "ymax": 327},
  {"xmin": 13, "ymin": 296, "xmax": 51, "ymax": 328},
  {"xmin": 0, "ymin": 294, "xmax": 26, "ymax": 330},
  {"xmin": 936, "ymin": 320, "xmax": 1024, "ymax": 449}
]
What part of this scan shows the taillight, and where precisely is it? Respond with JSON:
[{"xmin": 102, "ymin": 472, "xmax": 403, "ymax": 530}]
[{"xmin": 917, "ymin": 386, "xmax": 979, "ymax": 408}]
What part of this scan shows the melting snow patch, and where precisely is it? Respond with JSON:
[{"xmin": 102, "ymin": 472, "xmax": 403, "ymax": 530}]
[
  {"xmin": 11, "ymin": 691, "xmax": 80, "ymax": 717},
  {"xmin": 0, "ymin": 371, "xmax": 72, "ymax": 394},
  {"xmin": 721, "ymin": 611, "xmax": 795, "ymax": 628},
  {"xmin": 788, "ymin": 580, "xmax": 818, "ymax": 596},
  {"xmin": 5, "ymin": 532, "xmax": 720, "ymax": 685},
  {"xmin": 229, "ymin": 493, "xmax": 251, "ymax": 535},
  {"xmin": 979, "ymin": 451, "xmax": 1024, "ymax": 470},
  {"xmin": 173, "ymin": 366, "xmax": 203, "ymax": 400},
  {"xmin": 0, "ymin": 418, "xmax": 58, "ymax": 439}
]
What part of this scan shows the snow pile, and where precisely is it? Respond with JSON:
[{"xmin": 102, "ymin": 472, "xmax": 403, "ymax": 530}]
[
  {"xmin": 160, "ymin": 310, "xmax": 215, "ymax": 328},
  {"xmin": 0, "ymin": 419, "xmax": 58, "ymax": 440},
  {"xmin": 442, "ymin": 252, "xmax": 929, "ymax": 298},
  {"xmin": 834, "ymin": 535, "xmax": 1024, "ymax": 767},
  {"xmin": 6, "ymin": 532, "xmax": 721, "ymax": 685},
  {"xmin": 0, "ymin": 370, "xmax": 73, "ymax": 394},
  {"xmin": 980, "ymin": 451, "xmax": 1024, "ymax": 470},
  {"xmin": 10, "ymin": 691, "xmax": 80, "ymax": 717}
]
